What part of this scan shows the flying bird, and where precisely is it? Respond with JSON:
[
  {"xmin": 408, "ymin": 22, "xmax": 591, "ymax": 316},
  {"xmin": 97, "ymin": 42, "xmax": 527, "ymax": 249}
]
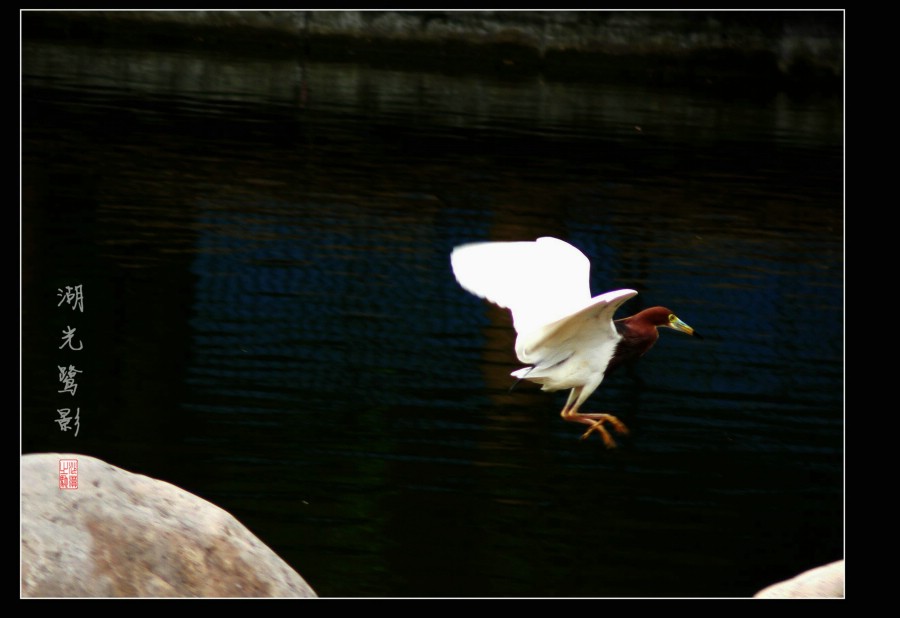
[{"xmin": 450, "ymin": 236, "xmax": 700, "ymax": 447}]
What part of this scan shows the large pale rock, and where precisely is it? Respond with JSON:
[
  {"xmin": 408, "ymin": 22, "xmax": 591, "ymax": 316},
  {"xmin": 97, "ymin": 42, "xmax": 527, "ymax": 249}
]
[
  {"xmin": 21, "ymin": 453, "xmax": 317, "ymax": 598},
  {"xmin": 754, "ymin": 560, "xmax": 844, "ymax": 599}
]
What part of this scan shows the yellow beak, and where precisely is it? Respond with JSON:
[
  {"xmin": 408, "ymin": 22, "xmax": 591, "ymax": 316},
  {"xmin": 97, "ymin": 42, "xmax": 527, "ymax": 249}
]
[{"xmin": 669, "ymin": 316, "xmax": 701, "ymax": 339}]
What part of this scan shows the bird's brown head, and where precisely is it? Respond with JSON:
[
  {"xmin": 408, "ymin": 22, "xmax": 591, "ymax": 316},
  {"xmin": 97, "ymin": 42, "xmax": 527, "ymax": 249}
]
[{"xmin": 637, "ymin": 306, "xmax": 701, "ymax": 338}]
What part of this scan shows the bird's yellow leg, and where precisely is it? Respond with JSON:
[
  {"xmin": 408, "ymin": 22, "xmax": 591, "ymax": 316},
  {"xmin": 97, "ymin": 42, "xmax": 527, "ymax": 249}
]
[
  {"xmin": 577, "ymin": 414, "xmax": 630, "ymax": 436},
  {"xmin": 579, "ymin": 420, "xmax": 617, "ymax": 448},
  {"xmin": 560, "ymin": 387, "xmax": 629, "ymax": 448}
]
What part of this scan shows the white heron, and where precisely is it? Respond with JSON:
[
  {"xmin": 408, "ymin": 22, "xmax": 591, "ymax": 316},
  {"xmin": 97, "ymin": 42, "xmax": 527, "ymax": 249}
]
[{"xmin": 451, "ymin": 236, "xmax": 699, "ymax": 447}]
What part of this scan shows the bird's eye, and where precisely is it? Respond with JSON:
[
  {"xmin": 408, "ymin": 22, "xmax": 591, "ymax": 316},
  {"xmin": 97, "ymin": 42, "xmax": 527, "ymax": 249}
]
[{"xmin": 668, "ymin": 314, "xmax": 676, "ymax": 323}]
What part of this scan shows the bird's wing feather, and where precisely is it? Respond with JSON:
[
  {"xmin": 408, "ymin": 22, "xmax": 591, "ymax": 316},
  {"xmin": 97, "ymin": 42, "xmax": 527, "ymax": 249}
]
[
  {"xmin": 450, "ymin": 237, "xmax": 592, "ymax": 336},
  {"xmin": 515, "ymin": 288, "xmax": 637, "ymax": 364}
]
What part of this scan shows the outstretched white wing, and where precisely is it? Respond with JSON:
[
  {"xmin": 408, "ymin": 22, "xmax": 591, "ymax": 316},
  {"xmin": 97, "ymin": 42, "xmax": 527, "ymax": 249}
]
[
  {"xmin": 450, "ymin": 237, "xmax": 592, "ymax": 336},
  {"xmin": 514, "ymin": 288, "xmax": 637, "ymax": 366}
]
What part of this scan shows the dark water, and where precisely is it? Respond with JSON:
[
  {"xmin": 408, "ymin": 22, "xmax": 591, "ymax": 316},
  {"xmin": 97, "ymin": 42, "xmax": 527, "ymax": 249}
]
[{"xmin": 22, "ymin": 40, "xmax": 843, "ymax": 597}]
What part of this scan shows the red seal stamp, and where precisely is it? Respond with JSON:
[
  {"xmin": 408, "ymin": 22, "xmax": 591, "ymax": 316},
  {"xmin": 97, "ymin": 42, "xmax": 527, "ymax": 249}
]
[{"xmin": 59, "ymin": 458, "xmax": 78, "ymax": 490}]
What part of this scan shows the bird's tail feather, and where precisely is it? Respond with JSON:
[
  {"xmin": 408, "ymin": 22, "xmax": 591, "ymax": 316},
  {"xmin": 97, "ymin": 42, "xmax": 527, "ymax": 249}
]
[{"xmin": 509, "ymin": 366, "xmax": 533, "ymax": 391}]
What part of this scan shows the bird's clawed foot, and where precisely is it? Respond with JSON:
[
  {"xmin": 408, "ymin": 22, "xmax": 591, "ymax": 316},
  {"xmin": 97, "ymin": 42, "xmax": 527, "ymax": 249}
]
[
  {"xmin": 580, "ymin": 417, "xmax": 629, "ymax": 448},
  {"xmin": 564, "ymin": 413, "xmax": 629, "ymax": 448}
]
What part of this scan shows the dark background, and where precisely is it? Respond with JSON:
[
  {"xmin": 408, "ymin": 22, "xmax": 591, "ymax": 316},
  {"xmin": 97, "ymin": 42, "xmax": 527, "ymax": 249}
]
[{"xmin": 22, "ymin": 13, "xmax": 843, "ymax": 598}]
